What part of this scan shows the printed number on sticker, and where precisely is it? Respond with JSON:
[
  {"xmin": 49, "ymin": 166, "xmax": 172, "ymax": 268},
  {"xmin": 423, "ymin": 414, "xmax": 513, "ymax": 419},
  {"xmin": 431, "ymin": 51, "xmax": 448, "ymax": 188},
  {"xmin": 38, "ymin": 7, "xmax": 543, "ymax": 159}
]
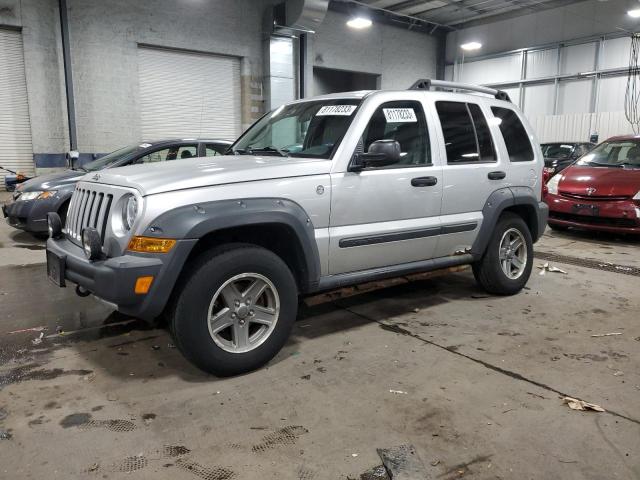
[
  {"xmin": 383, "ymin": 108, "xmax": 417, "ymax": 123},
  {"xmin": 316, "ymin": 105, "xmax": 357, "ymax": 116}
]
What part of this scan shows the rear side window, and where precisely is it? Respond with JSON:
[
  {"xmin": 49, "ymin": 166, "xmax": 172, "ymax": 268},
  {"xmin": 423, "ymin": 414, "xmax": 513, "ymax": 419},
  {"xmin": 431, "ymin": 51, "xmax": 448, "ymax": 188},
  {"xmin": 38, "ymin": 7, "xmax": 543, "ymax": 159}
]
[
  {"xmin": 436, "ymin": 101, "xmax": 496, "ymax": 163},
  {"xmin": 468, "ymin": 104, "xmax": 496, "ymax": 162},
  {"xmin": 491, "ymin": 107, "xmax": 534, "ymax": 162}
]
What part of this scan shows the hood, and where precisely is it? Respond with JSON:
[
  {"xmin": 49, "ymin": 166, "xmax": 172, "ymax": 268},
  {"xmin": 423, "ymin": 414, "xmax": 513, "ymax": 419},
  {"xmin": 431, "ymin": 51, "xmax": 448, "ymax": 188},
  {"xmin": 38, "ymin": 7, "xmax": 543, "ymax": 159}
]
[
  {"xmin": 83, "ymin": 155, "xmax": 332, "ymax": 195},
  {"xmin": 558, "ymin": 165, "xmax": 640, "ymax": 198},
  {"xmin": 18, "ymin": 169, "xmax": 84, "ymax": 191}
]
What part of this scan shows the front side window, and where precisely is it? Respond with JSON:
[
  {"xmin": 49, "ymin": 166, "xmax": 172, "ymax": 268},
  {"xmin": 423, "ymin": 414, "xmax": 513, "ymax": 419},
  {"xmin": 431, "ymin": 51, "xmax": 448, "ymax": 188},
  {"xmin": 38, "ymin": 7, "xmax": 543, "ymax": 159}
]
[
  {"xmin": 205, "ymin": 143, "xmax": 228, "ymax": 156},
  {"xmin": 231, "ymin": 99, "xmax": 362, "ymax": 159},
  {"xmin": 135, "ymin": 144, "xmax": 197, "ymax": 164},
  {"xmin": 436, "ymin": 101, "xmax": 496, "ymax": 163},
  {"xmin": 360, "ymin": 101, "xmax": 430, "ymax": 166},
  {"xmin": 491, "ymin": 107, "xmax": 534, "ymax": 162},
  {"xmin": 577, "ymin": 140, "xmax": 640, "ymax": 169}
]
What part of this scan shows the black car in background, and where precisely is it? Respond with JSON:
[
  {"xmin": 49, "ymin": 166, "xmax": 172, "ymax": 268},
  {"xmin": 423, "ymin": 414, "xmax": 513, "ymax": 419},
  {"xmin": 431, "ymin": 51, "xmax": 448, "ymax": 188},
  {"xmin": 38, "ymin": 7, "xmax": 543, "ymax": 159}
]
[
  {"xmin": 2, "ymin": 138, "xmax": 232, "ymax": 237},
  {"xmin": 542, "ymin": 142, "xmax": 595, "ymax": 177}
]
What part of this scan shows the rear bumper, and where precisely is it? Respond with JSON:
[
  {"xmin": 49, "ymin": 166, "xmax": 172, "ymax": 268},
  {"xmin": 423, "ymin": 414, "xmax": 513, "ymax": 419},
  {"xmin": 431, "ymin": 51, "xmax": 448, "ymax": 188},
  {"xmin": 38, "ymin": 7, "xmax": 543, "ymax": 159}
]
[
  {"xmin": 536, "ymin": 201, "xmax": 549, "ymax": 241},
  {"xmin": 545, "ymin": 193, "xmax": 640, "ymax": 234},
  {"xmin": 46, "ymin": 236, "xmax": 197, "ymax": 320}
]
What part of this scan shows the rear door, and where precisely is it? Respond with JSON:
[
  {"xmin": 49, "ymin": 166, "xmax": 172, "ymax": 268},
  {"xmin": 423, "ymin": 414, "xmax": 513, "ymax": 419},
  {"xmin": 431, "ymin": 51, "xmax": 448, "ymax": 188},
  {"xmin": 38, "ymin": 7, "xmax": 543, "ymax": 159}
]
[
  {"xmin": 489, "ymin": 105, "xmax": 538, "ymax": 193},
  {"xmin": 431, "ymin": 99, "xmax": 506, "ymax": 258},
  {"xmin": 328, "ymin": 98, "xmax": 443, "ymax": 274}
]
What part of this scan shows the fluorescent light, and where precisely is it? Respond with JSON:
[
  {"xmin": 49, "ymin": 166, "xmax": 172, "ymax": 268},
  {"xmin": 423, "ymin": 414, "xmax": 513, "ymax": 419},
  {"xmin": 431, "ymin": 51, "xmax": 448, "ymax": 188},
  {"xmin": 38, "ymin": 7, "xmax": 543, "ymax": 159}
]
[
  {"xmin": 628, "ymin": 8, "xmax": 640, "ymax": 17},
  {"xmin": 346, "ymin": 17, "xmax": 372, "ymax": 29},
  {"xmin": 461, "ymin": 41, "xmax": 482, "ymax": 51}
]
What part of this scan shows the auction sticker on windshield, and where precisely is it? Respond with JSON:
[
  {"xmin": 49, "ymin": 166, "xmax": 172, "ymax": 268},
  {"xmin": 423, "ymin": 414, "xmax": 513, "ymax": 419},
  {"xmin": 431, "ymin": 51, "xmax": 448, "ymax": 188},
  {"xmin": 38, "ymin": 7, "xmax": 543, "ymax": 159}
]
[
  {"xmin": 316, "ymin": 105, "xmax": 357, "ymax": 116},
  {"xmin": 383, "ymin": 108, "xmax": 417, "ymax": 122}
]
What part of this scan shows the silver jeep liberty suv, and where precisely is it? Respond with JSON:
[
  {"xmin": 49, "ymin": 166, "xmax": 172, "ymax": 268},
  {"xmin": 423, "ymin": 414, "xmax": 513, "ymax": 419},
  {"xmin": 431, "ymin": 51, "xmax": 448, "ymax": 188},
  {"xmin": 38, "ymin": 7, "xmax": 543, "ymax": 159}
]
[{"xmin": 46, "ymin": 79, "xmax": 548, "ymax": 376}]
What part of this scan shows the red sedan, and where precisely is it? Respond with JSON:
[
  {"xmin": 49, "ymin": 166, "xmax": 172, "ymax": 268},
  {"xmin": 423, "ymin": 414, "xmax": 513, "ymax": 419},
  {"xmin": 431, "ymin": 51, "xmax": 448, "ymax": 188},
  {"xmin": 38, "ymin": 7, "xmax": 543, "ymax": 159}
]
[{"xmin": 544, "ymin": 135, "xmax": 640, "ymax": 235}]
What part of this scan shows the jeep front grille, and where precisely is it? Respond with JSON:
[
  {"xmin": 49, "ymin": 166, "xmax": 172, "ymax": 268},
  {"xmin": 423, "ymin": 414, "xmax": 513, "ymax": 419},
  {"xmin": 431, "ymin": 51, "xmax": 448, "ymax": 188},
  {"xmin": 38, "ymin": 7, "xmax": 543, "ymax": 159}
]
[{"xmin": 65, "ymin": 186, "xmax": 114, "ymax": 244}]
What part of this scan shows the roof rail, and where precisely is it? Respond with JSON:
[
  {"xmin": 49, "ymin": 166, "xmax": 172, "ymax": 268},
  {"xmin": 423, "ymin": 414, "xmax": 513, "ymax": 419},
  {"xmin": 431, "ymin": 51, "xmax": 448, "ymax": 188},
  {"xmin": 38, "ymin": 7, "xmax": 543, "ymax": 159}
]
[{"xmin": 409, "ymin": 79, "xmax": 511, "ymax": 102}]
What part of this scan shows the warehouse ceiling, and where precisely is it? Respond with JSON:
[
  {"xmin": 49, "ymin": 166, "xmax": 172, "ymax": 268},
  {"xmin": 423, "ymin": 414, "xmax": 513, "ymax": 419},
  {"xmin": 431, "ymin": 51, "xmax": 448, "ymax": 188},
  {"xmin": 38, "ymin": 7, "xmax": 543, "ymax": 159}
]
[{"xmin": 334, "ymin": 0, "xmax": 589, "ymax": 28}]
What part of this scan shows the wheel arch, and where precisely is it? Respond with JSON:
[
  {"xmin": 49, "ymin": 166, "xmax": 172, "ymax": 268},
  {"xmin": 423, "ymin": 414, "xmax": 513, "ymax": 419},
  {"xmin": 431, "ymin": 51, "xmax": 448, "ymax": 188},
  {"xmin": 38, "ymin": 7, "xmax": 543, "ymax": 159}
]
[
  {"xmin": 141, "ymin": 198, "xmax": 321, "ymax": 294},
  {"xmin": 472, "ymin": 187, "xmax": 543, "ymax": 258}
]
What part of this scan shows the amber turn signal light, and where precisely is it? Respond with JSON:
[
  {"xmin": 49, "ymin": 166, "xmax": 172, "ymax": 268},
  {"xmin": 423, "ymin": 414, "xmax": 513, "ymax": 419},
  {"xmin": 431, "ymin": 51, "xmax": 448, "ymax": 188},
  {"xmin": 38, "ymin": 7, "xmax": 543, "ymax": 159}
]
[
  {"xmin": 127, "ymin": 236, "xmax": 176, "ymax": 253},
  {"xmin": 134, "ymin": 276, "xmax": 154, "ymax": 294}
]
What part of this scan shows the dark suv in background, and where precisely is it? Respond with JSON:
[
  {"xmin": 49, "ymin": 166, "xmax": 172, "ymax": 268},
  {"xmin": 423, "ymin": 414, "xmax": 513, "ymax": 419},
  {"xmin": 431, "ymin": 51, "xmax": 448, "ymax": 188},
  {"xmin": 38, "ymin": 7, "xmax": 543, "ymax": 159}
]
[
  {"xmin": 542, "ymin": 142, "xmax": 595, "ymax": 177},
  {"xmin": 2, "ymin": 138, "xmax": 231, "ymax": 237}
]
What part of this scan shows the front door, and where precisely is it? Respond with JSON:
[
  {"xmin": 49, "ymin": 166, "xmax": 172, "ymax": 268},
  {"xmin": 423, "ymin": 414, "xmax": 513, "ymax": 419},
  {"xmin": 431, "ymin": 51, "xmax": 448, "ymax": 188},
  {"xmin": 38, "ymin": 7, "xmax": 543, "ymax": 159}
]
[{"xmin": 328, "ymin": 99, "xmax": 443, "ymax": 275}]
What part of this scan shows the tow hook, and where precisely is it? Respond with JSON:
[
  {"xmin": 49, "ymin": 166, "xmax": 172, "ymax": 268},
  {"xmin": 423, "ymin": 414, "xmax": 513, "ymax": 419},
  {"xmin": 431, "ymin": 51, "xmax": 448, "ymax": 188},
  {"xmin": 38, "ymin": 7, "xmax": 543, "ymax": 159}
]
[{"xmin": 75, "ymin": 285, "xmax": 91, "ymax": 297}]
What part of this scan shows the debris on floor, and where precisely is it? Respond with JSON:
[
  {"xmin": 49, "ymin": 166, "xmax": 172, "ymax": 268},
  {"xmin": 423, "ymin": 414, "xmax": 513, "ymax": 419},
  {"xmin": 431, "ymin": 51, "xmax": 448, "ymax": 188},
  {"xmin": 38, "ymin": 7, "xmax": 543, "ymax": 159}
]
[
  {"xmin": 389, "ymin": 390, "xmax": 408, "ymax": 395},
  {"xmin": 538, "ymin": 263, "xmax": 567, "ymax": 275},
  {"xmin": 590, "ymin": 332, "xmax": 622, "ymax": 337},
  {"xmin": 31, "ymin": 331, "xmax": 45, "ymax": 345},
  {"xmin": 359, "ymin": 465, "xmax": 390, "ymax": 480},
  {"xmin": 562, "ymin": 397, "xmax": 605, "ymax": 412},
  {"xmin": 377, "ymin": 444, "xmax": 428, "ymax": 480},
  {"xmin": 0, "ymin": 429, "xmax": 12, "ymax": 440},
  {"xmin": 8, "ymin": 326, "xmax": 46, "ymax": 335}
]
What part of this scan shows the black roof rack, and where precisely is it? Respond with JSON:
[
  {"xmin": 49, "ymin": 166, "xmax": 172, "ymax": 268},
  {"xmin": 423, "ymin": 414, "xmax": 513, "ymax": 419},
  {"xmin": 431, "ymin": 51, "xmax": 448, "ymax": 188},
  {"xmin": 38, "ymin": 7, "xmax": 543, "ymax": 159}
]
[{"xmin": 409, "ymin": 79, "xmax": 511, "ymax": 102}]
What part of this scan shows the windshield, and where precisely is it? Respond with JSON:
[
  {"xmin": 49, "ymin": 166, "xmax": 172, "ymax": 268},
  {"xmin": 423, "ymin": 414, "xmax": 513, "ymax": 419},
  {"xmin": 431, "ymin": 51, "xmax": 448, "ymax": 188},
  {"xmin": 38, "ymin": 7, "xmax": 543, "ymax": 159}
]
[
  {"xmin": 541, "ymin": 143, "xmax": 574, "ymax": 158},
  {"xmin": 231, "ymin": 99, "xmax": 362, "ymax": 159},
  {"xmin": 577, "ymin": 140, "xmax": 640, "ymax": 169},
  {"xmin": 81, "ymin": 144, "xmax": 146, "ymax": 172}
]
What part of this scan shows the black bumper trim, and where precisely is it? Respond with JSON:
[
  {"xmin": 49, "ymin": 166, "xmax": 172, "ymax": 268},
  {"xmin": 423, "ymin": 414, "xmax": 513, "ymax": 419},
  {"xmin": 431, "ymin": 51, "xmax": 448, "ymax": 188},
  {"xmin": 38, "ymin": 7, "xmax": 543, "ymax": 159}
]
[{"xmin": 46, "ymin": 237, "xmax": 197, "ymax": 320}]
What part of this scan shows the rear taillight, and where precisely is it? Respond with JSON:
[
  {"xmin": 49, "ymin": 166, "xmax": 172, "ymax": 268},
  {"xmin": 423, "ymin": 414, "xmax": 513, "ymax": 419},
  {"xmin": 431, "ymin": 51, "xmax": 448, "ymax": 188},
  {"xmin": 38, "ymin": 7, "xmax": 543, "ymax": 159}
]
[{"xmin": 542, "ymin": 170, "xmax": 550, "ymax": 197}]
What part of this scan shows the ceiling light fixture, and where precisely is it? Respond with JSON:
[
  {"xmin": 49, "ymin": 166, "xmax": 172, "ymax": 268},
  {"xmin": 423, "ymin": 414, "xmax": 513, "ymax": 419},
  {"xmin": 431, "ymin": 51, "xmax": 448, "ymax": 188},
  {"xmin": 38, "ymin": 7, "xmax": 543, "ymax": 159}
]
[
  {"xmin": 346, "ymin": 17, "xmax": 372, "ymax": 29},
  {"xmin": 628, "ymin": 8, "xmax": 640, "ymax": 17},
  {"xmin": 460, "ymin": 41, "xmax": 482, "ymax": 51}
]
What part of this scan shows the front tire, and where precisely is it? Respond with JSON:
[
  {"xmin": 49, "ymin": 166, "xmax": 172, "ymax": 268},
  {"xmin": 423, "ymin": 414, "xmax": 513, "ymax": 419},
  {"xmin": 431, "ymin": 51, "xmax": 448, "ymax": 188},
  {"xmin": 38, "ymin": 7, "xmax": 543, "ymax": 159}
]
[
  {"xmin": 170, "ymin": 244, "xmax": 298, "ymax": 376},
  {"xmin": 473, "ymin": 213, "xmax": 533, "ymax": 295}
]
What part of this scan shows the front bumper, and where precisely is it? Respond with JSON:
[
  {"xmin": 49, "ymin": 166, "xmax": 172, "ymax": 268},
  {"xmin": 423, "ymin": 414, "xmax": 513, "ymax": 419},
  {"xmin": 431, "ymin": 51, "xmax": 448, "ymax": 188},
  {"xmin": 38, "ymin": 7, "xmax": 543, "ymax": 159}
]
[
  {"xmin": 46, "ymin": 236, "xmax": 197, "ymax": 320},
  {"xmin": 545, "ymin": 193, "xmax": 640, "ymax": 234},
  {"xmin": 3, "ymin": 197, "xmax": 60, "ymax": 233}
]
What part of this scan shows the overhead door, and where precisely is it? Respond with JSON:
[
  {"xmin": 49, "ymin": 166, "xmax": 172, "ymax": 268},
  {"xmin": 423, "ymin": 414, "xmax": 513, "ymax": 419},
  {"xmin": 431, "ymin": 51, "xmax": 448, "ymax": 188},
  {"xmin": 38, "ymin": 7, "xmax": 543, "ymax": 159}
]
[
  {"xmin": 138, "ymin": 47, "xmax": 241, "ymax": 142},
  {"xmin": 0, "ymin": 29, "xmax": 34, "ymax": 186}
]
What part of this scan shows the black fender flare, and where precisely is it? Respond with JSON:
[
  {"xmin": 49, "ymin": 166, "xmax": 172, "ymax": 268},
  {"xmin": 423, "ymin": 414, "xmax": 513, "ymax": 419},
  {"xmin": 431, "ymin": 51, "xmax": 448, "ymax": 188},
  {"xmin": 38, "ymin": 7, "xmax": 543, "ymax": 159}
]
[
  {"xmin": 141, "ymin": 197, "xmax": 321, "ymax": 292},
  {"xmin": 471, "ymin": 187, "xmax": 546, "ymax": 258}
]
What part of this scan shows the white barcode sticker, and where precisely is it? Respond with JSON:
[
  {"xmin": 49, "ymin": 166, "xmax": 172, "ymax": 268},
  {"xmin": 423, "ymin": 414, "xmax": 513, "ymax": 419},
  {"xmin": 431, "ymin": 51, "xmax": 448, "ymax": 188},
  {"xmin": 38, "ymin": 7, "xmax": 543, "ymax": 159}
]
[
  {"xmin": 316, "ymin": 105, "xmax": 357, "ymax": 116},
  {"xmin": 383, "ymin": 108, "xmax": 417, "ymax": 123}
]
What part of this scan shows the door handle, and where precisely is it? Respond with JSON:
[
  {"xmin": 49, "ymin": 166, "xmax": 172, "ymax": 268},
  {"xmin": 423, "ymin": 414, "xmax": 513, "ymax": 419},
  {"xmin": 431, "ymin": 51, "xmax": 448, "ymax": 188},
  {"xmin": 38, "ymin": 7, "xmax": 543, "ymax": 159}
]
[
  {"xmin": 488, "ymin": 171, "xmax": 506, "ymax": 180},
  {"xmin": 411, "ymin": 176, "xmax": 438, "ymax": 187}
]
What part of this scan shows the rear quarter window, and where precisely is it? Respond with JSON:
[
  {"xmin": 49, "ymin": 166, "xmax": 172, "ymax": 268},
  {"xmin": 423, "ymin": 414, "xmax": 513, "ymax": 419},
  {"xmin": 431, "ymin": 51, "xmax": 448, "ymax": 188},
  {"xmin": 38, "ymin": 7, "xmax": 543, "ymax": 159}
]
[{"xmin": 491, "ymin": 107, "xmax": 534, "ymax": 162}]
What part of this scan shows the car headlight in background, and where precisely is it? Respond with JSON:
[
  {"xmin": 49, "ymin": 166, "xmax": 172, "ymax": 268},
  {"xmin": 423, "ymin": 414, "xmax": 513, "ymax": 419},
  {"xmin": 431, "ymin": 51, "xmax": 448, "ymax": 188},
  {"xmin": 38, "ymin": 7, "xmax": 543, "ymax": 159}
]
[
  {"xmin": 19, "ymin": 190, "xmax": 57, "ymax": 201},
  {"xmin": 123, "ymin": 195, "xmax": 138, "ymax": 230},
  {"xmin": 547, "ymin": 174, "xmax": 561, "ymax": 195}
]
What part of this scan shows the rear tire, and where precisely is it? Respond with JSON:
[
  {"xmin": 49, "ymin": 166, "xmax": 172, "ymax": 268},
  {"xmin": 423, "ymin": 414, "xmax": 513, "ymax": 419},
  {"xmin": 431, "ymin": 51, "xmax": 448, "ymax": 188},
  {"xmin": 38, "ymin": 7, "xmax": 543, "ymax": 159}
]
[
  {"xmin": 170, "ymin": 244, "xmax": 298, "ymax": 376},
  {"xmin": 473, "ymin": 212, "xmax": 533, "ymax": 295}
]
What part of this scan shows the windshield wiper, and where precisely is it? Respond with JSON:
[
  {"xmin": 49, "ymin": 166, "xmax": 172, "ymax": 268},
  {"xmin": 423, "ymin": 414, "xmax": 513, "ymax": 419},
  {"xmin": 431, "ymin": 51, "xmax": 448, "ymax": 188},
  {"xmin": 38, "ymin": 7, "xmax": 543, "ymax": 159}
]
[
  {"xmin": 619, "ymin": 162, "xmax": 640, "ymax": 168},
  {"xmin": 586, "ymin": 161, "xmax": 621, "ymax": 168},
  {"xmin": 231, "ymin": 148, "xmax": 251, "ymax": 155},
  {"xmin": 247, "ymin": 146, "xmax": 289, "ymax": 157}
]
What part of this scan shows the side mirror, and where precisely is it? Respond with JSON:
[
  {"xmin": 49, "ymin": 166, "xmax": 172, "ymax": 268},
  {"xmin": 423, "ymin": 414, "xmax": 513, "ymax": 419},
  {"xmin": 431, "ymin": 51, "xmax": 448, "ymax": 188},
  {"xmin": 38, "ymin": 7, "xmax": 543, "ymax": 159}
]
[{"xmin": 350, "ymin": 139, "xmax": 401, "ymax": 172}]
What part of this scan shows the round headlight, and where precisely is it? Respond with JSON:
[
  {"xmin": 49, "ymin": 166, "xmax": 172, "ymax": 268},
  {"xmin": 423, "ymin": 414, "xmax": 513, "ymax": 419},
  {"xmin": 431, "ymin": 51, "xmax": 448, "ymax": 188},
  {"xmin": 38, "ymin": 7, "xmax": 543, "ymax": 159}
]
[{"xmin": 123, "ymin": 196, "xmax": 138, "ymax": 230}]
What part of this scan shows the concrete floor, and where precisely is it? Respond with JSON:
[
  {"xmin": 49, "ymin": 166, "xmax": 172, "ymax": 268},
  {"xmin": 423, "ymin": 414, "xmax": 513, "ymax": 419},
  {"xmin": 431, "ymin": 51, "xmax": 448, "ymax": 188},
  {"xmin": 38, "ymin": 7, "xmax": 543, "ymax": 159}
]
[{"xmin": 1, "ymin": 190, "xmax": 639, "ymax": 479}]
